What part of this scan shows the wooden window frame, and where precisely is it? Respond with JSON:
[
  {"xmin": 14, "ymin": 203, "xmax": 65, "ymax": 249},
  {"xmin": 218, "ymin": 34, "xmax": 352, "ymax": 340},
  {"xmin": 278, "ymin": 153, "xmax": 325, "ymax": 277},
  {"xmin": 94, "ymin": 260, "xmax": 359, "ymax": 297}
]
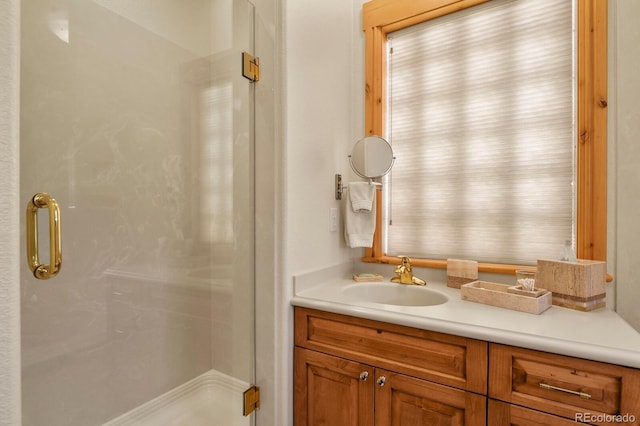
[{"xmin": 362, "ymin": 0, "xmax": 608, "ymax": 275}]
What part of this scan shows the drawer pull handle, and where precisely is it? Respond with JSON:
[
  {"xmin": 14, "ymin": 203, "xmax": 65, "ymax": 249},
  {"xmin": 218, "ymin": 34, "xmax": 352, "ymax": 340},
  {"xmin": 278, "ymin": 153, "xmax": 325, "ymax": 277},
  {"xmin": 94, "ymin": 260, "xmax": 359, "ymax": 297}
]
[
  {"xmin": 377, "ymin": 376, "xmax": 386, "ymax": 387},
  {"xmin": 360, "ymin": 371, "xmax": 369, "ymax": 381},
  {"xmin": 539, "ymin": 382, "xmax": 591, "ymax": 399}
]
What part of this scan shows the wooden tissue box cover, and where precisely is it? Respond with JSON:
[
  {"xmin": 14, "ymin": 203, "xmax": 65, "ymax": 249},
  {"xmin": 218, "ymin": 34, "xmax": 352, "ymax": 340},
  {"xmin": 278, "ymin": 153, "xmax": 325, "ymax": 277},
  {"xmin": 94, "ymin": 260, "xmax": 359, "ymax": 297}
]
[
  {"xmin": 461, "ymin": 281, "xmax": 552, "ymax": 315},
  {"xmin": 535, "ymin": 259, "xmax": 606, "ymax": 311}
]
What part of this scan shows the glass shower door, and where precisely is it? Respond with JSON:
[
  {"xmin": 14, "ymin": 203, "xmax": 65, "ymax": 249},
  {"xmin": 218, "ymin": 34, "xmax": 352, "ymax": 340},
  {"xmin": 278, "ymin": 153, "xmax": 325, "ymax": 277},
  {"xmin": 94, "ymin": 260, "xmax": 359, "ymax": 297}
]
[{"xmin": 20, "ymin": 1, "xmax": 255, "ymax": 425}]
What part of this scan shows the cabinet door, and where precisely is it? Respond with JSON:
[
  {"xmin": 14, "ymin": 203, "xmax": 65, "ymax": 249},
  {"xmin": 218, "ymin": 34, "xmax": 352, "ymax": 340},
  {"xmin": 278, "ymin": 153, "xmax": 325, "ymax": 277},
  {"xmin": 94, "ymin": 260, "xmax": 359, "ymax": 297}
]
[
  {"xmin": 375, "ymin": 369, "xmax": 486, "ymax": 426},
  {"xmin": 488, "ymin": 399, "xmax": 588, "ymax": 426},
  {"xmin": 294, "ymin": 347, "xmax": 374, "ymax": 426}
]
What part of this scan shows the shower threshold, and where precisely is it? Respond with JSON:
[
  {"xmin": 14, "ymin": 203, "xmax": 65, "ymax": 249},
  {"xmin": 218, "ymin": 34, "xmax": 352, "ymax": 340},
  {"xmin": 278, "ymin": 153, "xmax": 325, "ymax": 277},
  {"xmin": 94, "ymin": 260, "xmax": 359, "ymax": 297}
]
[{"xmin": 102, "ymin": 369, "xmax": 251, "ymax": 426}]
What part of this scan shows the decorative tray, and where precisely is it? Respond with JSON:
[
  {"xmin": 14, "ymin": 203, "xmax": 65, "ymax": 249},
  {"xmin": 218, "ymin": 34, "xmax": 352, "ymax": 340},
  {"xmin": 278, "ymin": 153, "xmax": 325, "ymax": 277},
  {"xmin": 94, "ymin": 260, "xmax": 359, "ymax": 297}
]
[{"xmin": 461, "ymin": 281, "xmax": 552, "ymax": 315}]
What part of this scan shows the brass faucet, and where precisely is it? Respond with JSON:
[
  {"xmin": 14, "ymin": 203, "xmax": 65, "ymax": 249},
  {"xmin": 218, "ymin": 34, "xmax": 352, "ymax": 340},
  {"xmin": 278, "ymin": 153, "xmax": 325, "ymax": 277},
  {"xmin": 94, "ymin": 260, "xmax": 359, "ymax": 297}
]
[{"xmin": 391, "ymin": 256, "xmax": 426, "ymax": 286}]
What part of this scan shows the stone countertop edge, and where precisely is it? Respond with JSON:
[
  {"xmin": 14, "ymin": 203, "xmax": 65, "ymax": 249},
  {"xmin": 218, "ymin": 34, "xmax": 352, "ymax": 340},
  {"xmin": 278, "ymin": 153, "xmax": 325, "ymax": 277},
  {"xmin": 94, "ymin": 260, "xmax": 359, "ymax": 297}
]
[{"xmin": 291, "ymin": 262, "xmax": 640, "ymax": 369}]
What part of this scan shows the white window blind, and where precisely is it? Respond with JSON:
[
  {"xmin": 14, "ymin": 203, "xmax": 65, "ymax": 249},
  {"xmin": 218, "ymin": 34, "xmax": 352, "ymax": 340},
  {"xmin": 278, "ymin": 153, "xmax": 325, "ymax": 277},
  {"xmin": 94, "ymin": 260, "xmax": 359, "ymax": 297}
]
[{"xmin": 385, "ymin": 0, "xmax": 575, "ymax": 265}]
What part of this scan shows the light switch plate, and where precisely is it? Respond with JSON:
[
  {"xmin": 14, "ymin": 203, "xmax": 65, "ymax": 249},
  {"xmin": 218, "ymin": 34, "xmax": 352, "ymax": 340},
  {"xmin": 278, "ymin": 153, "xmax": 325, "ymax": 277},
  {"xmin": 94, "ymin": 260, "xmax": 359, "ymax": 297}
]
[{"xmin": 329, "ymin": 208, "xmax": 338, "ymax": 232}]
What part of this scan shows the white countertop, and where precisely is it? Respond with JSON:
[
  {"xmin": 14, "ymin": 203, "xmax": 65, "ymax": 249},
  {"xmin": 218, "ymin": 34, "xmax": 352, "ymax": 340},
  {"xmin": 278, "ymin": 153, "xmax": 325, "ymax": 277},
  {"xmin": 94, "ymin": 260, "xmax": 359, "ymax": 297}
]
[{"xmin": 291, "ymin": 263, "xmax": 640, "ymax": 369}]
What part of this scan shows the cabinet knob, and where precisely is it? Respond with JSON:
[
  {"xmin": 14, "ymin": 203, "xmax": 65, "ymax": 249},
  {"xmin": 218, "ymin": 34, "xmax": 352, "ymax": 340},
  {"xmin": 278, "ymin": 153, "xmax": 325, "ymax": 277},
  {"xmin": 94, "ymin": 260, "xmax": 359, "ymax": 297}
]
[
  {"xmin": 377, "ymin": 376, "xmax": 386, "ymax": 386},
  {"xmin": 359, "ymin": 371, "xmax": 369, "ymax": 381}
]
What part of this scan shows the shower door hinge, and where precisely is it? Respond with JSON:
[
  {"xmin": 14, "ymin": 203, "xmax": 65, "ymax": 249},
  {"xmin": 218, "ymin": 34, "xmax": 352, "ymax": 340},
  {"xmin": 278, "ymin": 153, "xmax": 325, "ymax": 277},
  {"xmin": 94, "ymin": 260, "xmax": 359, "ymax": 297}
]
[
  {"xmin": 243, "ymin": 385, "xmax": 260, "ymax": 416},
  {"xmin": 242, "ymin": 52, "xmax": 260, "ymax": 82}
]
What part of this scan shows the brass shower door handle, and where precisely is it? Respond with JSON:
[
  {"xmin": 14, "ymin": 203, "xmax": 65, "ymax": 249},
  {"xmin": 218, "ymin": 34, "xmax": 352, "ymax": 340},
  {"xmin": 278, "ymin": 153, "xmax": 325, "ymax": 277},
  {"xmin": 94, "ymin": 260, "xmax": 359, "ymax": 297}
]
[{"xmin": 26, "ymin": 193, "xmax": 62, "ymax": 279}]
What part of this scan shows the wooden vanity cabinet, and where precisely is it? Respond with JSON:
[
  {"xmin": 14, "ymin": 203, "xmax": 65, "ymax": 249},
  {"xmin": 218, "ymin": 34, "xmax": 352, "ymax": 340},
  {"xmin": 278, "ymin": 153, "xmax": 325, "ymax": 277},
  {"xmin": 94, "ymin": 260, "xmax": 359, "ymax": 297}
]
[
  {"xmin": 294, "ymin": 307, "xmax": 488, "ymax": 426},
  {"xmin": 294, "ymin": 307, "xmax": 640, "ymax": 425}
]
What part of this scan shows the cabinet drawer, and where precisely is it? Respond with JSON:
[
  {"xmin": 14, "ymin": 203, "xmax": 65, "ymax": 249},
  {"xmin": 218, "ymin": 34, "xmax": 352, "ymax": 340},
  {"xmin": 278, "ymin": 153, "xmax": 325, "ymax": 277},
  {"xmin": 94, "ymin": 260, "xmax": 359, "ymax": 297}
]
[
  {"xmin": 489, "ymin": 344, "xmax": 640, "ymax": 424},
  {"xmin": 294, "ymin": 307, "xmax": 488, "ymax": 394},
  {"xmin": 489, "ymin": 399, "xmax": 584, "ymax": 426}
]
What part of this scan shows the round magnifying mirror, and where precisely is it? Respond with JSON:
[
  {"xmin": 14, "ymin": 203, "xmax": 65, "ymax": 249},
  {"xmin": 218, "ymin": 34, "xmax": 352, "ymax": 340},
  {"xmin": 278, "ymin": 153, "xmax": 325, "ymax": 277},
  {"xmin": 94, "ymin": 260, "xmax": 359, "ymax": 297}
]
[{"xmin": 349, "ymin": 136, "xmax": 395, "ymax": 179}]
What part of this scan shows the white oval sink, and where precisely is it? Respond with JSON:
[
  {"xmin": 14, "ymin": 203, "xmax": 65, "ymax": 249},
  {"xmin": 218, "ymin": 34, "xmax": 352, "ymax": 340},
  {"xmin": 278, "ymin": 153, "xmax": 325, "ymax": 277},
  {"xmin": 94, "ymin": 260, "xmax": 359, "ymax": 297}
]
[{"xmin": 341, "ymin": 283, "xmax": 448, "ymax": 306}]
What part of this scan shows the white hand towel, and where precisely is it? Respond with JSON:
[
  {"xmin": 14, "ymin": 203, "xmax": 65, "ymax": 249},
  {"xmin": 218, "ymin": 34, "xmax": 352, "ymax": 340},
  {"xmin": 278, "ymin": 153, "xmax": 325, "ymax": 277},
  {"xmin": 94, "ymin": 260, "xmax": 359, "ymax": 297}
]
[
  {"xmin": 344, "ymin": 183, "xmax": 376, "ymax": 248},
  {"xmin": 349, "ymin": 182, "xmax": 375, "ymax": 212}
]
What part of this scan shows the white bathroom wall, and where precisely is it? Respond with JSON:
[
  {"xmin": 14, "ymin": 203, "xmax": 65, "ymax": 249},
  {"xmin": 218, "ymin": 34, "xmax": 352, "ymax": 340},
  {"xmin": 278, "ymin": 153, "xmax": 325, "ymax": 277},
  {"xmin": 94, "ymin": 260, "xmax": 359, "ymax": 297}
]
[
  {"xmin": 285, "ymin": 0, "xmax": 365, "ymax": 276},
  {"xmin": 0, "ymin": 2, "xmax": 21, "ymax": 424}
]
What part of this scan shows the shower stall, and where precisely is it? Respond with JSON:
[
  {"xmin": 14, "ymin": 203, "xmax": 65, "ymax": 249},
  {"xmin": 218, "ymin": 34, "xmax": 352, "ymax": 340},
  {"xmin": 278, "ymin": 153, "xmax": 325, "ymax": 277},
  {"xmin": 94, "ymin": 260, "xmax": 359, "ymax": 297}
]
[{"xmin": 20, "ymin": 1, "xmax": 257, "ymax": 424}]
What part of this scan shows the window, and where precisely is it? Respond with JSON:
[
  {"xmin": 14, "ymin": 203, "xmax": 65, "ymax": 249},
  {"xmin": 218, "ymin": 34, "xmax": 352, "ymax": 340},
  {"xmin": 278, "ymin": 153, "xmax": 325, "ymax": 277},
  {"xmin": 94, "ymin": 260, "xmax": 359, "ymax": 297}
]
[{"xmin": 362, "ymin": 0, "xmax": 607, "ymax": 273}]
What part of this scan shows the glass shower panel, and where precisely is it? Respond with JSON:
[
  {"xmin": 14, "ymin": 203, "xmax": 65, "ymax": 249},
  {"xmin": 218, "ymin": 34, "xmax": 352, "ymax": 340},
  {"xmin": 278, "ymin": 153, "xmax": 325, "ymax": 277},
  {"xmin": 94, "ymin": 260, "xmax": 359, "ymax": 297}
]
[{"xmin": 20, "ymin": 1, "xmax": 255, "ymax": 425}]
